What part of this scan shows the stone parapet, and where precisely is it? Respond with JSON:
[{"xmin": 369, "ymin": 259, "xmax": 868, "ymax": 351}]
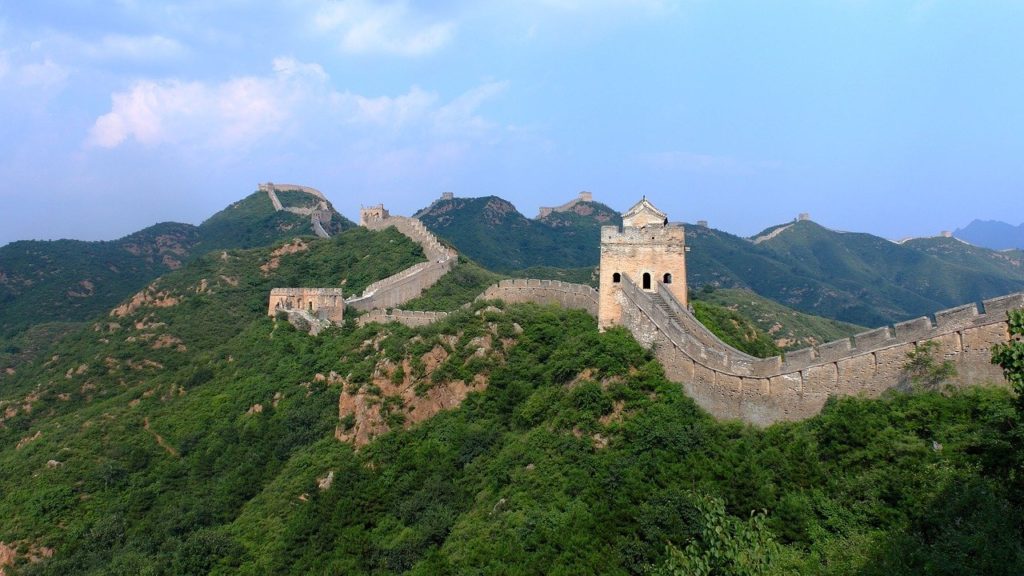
[
  {"xmin": 611, "ymin": 280, "xmax": 1022, "ymax": 424},
  {"xmin": 356, "ymin": 309, "xmax": 449, "ymax": 328},
  {"xmin": 476, "ymin": 279, "xmax": 599, "ymax": 316}
]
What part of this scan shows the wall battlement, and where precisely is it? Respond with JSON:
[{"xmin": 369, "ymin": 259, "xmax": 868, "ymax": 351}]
[
  {"xmin": 537, "ymin": 191, "xmax": 595, "ymax": 218},
  {"xmin": 356, "ymin": 309, "xmax": 449, "ymax": 328}
]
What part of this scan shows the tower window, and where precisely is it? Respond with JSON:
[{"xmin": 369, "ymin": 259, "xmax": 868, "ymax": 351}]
[
  {"xmin": 612, "ymin": 272, "xmax": 621, "ymax": 283},
  {"xmin": 663, "ymin": 273, "xmax": 672, "ymax": 284},
  {"xmin": 642, "ymin": 273, "xmax": 651, "ymax": 290}
]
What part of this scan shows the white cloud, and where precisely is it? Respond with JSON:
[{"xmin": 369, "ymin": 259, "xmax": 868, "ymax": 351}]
[
  {"xmin": 88, "ymin": 57, "xmax": 324, "ymax": 149},
  {"xmin": 312, "ymin": 0, "xmax": 455, "ymax": 56},
  {"xmin": 87, "ymin": 57, "xmax": 508, "ymax": 152}
]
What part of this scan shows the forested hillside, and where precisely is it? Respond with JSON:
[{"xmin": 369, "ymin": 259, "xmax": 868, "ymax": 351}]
[
  {"xmin": 1, "ymin": 226, "xmax": 1021, "ymax": 575},
  {"xmin": 0, "ymin": 190, "xmax": 353, "ymax": 339}
]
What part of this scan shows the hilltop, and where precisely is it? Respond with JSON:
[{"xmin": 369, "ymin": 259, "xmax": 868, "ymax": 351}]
[
  {"xmin": 414, "ymin": 192, "xmax": 621, "ymax": 271},
  {"xmin": 0, "ymin": 187, "xmax": 353, "ymax": 339}
]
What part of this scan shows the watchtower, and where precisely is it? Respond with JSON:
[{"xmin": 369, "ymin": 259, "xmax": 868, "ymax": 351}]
[
  {"xmin": 359, "ymin": 204, "xmax": 389, "ymax": 226},
  {"xmin": 599, "ymin": 197, "xmax": 687, "ymax": 330}
]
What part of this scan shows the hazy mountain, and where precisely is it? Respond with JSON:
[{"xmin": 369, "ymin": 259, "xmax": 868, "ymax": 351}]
[
  {"xmin": 954, "ymin": 219, "xmax": 1024, "ymax": 250},
  {"xmin": 0, "ymin": 189, "xmax": 353, "ymax": 338}
]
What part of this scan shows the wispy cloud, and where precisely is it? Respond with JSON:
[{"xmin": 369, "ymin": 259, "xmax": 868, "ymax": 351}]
[
  {"xmin": 87, "ymin": 57, "xmax": 508, "ymax": 152},
  {"xmin": 312, "ymin": 0, "xmax": 456, "ymax": 56}
]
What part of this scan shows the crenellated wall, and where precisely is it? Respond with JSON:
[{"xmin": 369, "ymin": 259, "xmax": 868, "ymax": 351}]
[
  {"xmin": 469, "ymin": 275, "xmax": 1022, "ymax": 425},
  {"xmin": 356, "ymin": 309, "xmax": 449, "ymax": 328},
  {"xmin": 477, "ymin": 279, "xmax": 599, "ymax": 316},
  {"xmin": 346, "ymin": 214, "xmax": 458, "ymax": 312},
  {"xmin": 258, "ymin": 183, "xmax": 327, "ymax": 201},
  {"xmin": 615, "ymin": 275, "xmax": 1021, "ymax": 425}
]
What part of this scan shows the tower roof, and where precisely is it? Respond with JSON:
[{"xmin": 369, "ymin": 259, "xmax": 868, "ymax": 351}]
[{"xmin": 622, "ymin": 197, "xmax": 667, "ymax": 228}]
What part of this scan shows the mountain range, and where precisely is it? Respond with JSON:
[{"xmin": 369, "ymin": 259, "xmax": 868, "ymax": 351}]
[
  {"xmin": 414, "ymin": 194, "xmax": 1024, "ymax": 327},
  {"xmin": 954, "ymin": 219, "xmax": 1024, "ymax": 250}
]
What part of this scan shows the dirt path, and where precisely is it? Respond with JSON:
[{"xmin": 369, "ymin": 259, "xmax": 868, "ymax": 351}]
[{"xmin": 143, "ymin": 417, "xmax": 180, "ymax": 457}]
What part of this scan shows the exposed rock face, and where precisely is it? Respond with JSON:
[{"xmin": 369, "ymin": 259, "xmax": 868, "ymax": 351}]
[
  {"xmin": 110, "ymin": 284, "xmax": 179, "ymax": 318},
  {"xmin": 335, "ymin": 322, "xmax": 509, "ymax": 447}
]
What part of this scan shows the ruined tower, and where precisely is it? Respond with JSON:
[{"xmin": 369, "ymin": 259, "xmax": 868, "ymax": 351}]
[{"xmin": 599, "ymin": 198, "xmax": 687, "ymax": 330}]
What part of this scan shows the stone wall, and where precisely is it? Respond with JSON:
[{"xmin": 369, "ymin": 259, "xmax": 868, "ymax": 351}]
[
  {"xmin": 259, "ymin": 183, "xmax": 327, "ymax": 201},
  {"xmin": 471, "ymin": 275, "xmax": 1022, "ymax": 425},
  {"xmin": 356, "ymin": 309, "xmax": 449, "ymax": 328},
  {"xmin": 267, "ymin": 288, "xmax": 345, "ymax": 324},
  {"xmin": 477, "ymin": 279, "xmax": 599, "ymax": 316},
  {"xmin": 616, "ymin": 274, "xmax": 1022, "ymax": 425},
  {"xmin": 347, "ymin": 214, "xmax": 458, "ymax": 311},
  {"xmin": 537, "ymin": 191, "xmax": 594, "ymax": 218}
]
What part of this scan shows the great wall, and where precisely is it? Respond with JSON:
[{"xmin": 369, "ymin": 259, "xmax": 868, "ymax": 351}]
[
  {"xmin": 266, "ymin": 190, "xmax": 1024, "ymax": 425},
  {"xmin": 259, "ymin": 183, "xmax": 334, "ymax": 238}
]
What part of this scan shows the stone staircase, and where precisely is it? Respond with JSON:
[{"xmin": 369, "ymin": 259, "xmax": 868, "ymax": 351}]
[{"xmin": 650, "ymin": 292, "xmax": 681, "ymax": 326}]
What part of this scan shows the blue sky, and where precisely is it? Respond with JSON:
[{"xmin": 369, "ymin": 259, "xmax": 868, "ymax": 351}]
[{"xmin": 1, "ymin": 1, "xmax": 1022, "ymax": 247}]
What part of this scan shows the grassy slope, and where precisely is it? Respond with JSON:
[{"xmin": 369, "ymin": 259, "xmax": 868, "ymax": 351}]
[{"xmin": 692, "ymin": 287, "xmax": 866, "ymax": 351}]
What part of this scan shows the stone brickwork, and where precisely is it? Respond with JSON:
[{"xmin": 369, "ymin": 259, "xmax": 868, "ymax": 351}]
[
  {"xmin": 599, "ymin": 198, "xmax": 687, "ymax": 330},
  {"xmin": 356, "ymin": 309, "xmax": 449, "ymax": 328},
  {"xmin": 477, "ymin": 279, "xmax": 599, "ymax": 315},
  {"xmin": 347, "ymin": 212, "xmax": 458, "ymax": 312},
  {"xmin": 267, "ymin": 288, "xmax": 345, "ymax": 324},
  {"xmin": 615, "ymin": 274, "xmax": 1022, "ymax": 425}
]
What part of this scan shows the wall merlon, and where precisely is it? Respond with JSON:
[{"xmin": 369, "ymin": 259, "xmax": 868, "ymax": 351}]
[
  {"xmin": 816, "ymin": 338, "xmax": 853, "ymax": 362},
  {"xmin": 934, "ymin": 303, "xmax": 980, "ymax": 329},
  {"xmin": 982, "ymin": 292, "xmax": 1024, "ymax": 317},
  {"xmin": 893, "ymin": 316, "xmax": 934, "ymax": 340},
  {"xmin": 751, "ymin": 356, "xmax": 783, "ymax": 377},
  {"xmin": 782, "ymin": 348, "xmax": 816, "ymax": 371},
  {"xmin": 853, "ymin": 326, "xmax": 893, "ymax": 350}
]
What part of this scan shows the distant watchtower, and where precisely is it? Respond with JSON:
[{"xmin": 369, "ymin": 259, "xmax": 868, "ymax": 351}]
[
  {"xmin": 599, "ymin": 198, "xmax": 687, "ymax": 330},
  {"xmin": 360, "ymin": 204, "xmax": 389, "ymax": 226}
]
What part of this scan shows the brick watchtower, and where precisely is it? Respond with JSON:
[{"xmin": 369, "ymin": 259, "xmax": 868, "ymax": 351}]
[{"xmin": 599, "ymin": 197, "xmax": 687, "ymax": 330}]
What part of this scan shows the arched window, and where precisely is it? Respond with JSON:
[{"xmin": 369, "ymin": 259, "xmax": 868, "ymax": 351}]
[
  {"xmin": 642, "ymin": 273, "xmax": 651, "ymax": 290},
  {"xmin": 612, "ymin": 272, "xmax": 621, "ymax": 283},
  {"xmin": 308, "ymin": 301, "xmax": 313, "ymax": 311},
  {"xmin": 663, "ymin": 273, "xmax": 672, "ymax": 284}
]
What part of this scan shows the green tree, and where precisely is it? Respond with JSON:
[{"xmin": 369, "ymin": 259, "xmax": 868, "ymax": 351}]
[
  {"xmin": 649, "ymin": 493, "xmax": 782, "ymax": 576},
  {"xmin": 992, "ymin": 309, "xmax": 1024, "ymax": 401},
  {"xmin": 902, "ymin": 340, "xmax": 957, "ymax": 391}
]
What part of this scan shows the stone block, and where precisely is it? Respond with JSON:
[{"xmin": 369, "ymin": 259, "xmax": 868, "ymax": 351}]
[
  {"xmin": 781, "ymin": 347, "xmax": 816, "ymax": 372},
  {"xmin": 803, "ymin": 363, "xmax": 839, "ymax": 396},
  {"xmin": 836, "ymin": 353, "xmax": 881, "ymax": 397},
  {"xmin": 934, "ymin": 303, "xmax": 980, "ymax": 330},
  {"xmin": 753, "ymin": 354, "xmax": 782, "ymax": 377},
  {"xmin": 982, "ymin": 292, "xmax": 1024, "ymax": 317},
  {"xmin": 853, "ymin": 327, "xmax": 892, "ymax": 350},
  {"xmin": 893, "ymin": 317, "xmax": 933, "ymax": 340},
  {"xmin": 816, "ymin": 338, "xmax": 852, "ymax": 362}
]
